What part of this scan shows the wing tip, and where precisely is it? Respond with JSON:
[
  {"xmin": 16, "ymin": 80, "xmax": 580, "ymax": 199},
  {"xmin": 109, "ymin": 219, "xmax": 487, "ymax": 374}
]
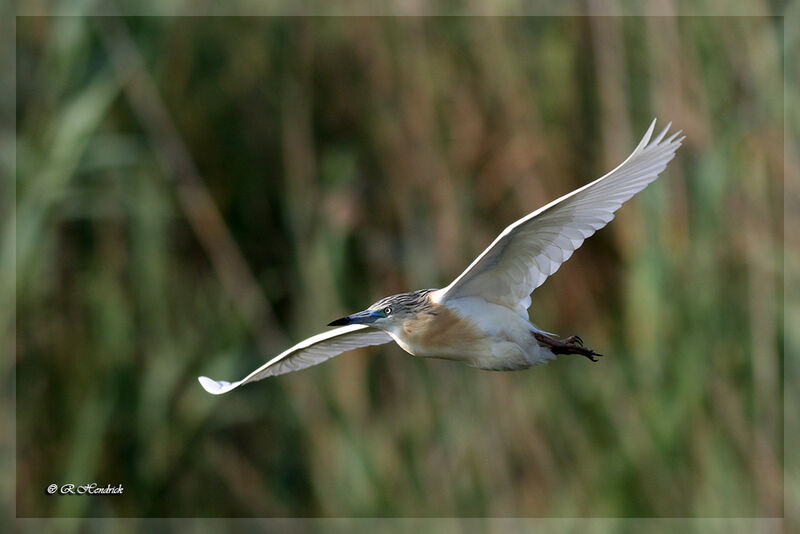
[
  {"xmin": 198, "ymin": 375, "xmax": 234, "ymax": 395},
  {"xmin": 667, "ymin": 130, "xmax": 685, "ymax": 145},
  {"xmin": 642, "ymin": 119, "xmax": 686, "ymax": 153},
  {"xmin": 636, "ymin": 118, "xmax": 658, "ymax": 152},
  {"xmin": 653, "ymin": 121, "xmax": 672, "ymax": 144}
]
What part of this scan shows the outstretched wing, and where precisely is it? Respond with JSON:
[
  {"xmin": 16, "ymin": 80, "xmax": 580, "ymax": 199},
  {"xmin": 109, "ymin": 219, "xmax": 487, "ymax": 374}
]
[
  {"xmin": 433, "ymin": 119, "xmax": 683, "ymax": 315},
  {"xmin": 198, "ymin": 324, "xmax": 393, "ymax": 394}
]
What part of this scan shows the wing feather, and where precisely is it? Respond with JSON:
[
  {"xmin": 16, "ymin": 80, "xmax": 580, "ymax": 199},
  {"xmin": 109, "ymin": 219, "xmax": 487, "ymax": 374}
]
[
  {"xmin": 198, "ymin": 324, "xmax": 393, "ymax": 394},
  {"xmin": 433, "ymin": 119, "xmax": 683, "ymax": 314}
]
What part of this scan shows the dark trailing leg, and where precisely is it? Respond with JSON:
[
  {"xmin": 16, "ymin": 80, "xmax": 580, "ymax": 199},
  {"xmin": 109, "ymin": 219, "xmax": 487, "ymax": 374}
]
[{"xmin": 533, "ymin": 332, "xmax": 602, "ymax": 362}]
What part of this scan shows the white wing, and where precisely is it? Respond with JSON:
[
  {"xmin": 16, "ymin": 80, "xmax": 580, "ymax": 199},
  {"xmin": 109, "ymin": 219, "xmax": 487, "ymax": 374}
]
[
  {"xmin": 433, "ymin": 119, "xmax": 683, "ymax": 314},
  {"xmin": 198, "ymin": 324, "xmax": 393, "ymax": 394}
]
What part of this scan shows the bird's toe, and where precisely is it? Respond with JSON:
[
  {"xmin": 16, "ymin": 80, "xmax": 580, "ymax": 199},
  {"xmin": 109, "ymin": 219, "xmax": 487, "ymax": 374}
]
[{"xmin": 562, "ymin": 335, "xmax": 584, "ymax": 347}]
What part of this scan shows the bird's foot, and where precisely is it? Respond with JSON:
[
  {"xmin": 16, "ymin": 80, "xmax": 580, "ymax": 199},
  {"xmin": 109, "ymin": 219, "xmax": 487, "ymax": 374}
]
[
  {"xmin": 534, "ymin": 333, "xmax": 603, "ymax": 362},
  {"xmin": 562, "ymin": 335, "xmax": 583, "ymax": 346}
]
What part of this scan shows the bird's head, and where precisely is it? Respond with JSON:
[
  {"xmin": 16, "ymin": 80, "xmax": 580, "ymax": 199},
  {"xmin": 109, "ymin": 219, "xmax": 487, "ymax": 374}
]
[{"xmin": 328, "ymin": 289, "xmax": 436, "ymax": 331}]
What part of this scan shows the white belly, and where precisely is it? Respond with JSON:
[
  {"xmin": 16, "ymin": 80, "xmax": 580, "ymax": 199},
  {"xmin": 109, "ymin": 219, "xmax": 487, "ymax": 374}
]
[{"xmin": 445, "ymin": 297, "xmax": 556, "ymax": 369}]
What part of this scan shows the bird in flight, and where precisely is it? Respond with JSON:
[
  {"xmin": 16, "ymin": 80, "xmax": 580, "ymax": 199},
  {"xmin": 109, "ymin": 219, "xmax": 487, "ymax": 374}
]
[{"xmin": 199, "ymin": 119, "xmax": 683, "ymax": 394}]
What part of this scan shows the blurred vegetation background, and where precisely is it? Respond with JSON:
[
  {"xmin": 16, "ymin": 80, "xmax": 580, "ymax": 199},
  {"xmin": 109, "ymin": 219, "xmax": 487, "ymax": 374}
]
[{"xmin": 12, "ymin": 13, "xmax": 790, "ymax": 524}]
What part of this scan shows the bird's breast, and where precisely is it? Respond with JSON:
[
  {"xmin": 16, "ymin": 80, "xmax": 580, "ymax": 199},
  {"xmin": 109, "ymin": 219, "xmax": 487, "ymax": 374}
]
[{"xmin": 389, "ymin": 304, "xmax": 492, "ymax": 361}]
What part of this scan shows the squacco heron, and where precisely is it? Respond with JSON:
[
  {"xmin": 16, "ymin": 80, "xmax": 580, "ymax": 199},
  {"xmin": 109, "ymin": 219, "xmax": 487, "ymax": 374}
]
[{"xmin": 199, "ymin": 120, "xmax": 682, "ymax": 394}]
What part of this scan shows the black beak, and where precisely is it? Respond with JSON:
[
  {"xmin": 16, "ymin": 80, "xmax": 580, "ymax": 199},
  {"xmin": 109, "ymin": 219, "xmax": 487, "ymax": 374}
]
[
  {"xmin": 327, "ymin": 316, "xmax": 351, "ymax": 326},
  {"xmin": 327, "ymin": 309, "xmax": 380, "ymax": 327}
]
